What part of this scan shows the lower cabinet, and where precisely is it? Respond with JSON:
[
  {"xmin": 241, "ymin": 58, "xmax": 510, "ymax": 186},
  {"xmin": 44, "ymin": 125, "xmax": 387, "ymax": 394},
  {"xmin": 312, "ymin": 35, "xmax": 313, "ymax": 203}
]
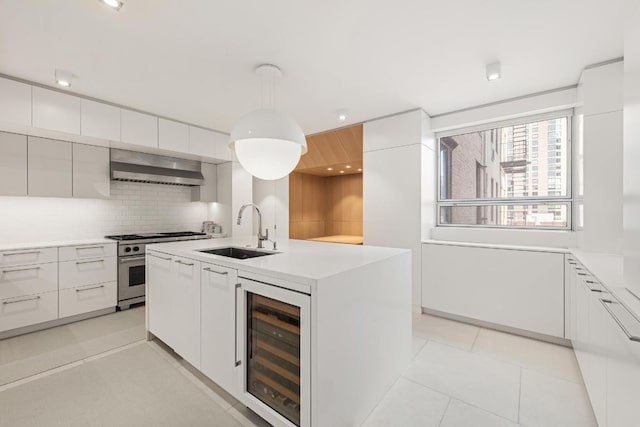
[
  {"xmin": 59, "ymin": 281, "xmax": 117, "ymax": 318},
  {"xmin": 147, "ymin": 252, "xmax": 201, "ymax": 369},
  {"xmin": 201, "ymin": 262, "xmax": 238, "ymax": 394},
  {"xmin": 0, "ymin": 291, "xmax": 58, "ymax": 333}
]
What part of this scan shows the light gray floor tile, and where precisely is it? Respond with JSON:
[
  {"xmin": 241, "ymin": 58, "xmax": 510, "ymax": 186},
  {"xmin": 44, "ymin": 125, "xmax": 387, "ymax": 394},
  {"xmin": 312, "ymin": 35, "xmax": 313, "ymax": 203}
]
[
  {"xmin": 412, "ymin": 313, "xmax": 479, "ymax": 351},
  {"xmin": 0, "ymin": 307, "xmax": 145, "ymax": 386},
  {"xmin": 472, "ymin": 328, "xmax": 583, "ymax": 384},
  {"xmin": 440, "ymin": 399, "xmax": 522, "ymax": 427},
  {"xmin": 519, "ymin": 369, "xmax": 597, "ymax": 427},
  {"xmin": 404, "ymin": 341, "xmax": 521, "ymax": 422},
  {"xmin": 228, "ymin": 404, "xmax": 273, "ymax": 427},
  {"xmin": 411, "ymin": 335, "xmax": 427, "ymax": 358},
  {"xmin": 361, "ymin": 377, "xmax": 450, "ymax": 427},
  {"xmin": 0, "ymin": 343, "xmax": 243, "ymax": 427}
]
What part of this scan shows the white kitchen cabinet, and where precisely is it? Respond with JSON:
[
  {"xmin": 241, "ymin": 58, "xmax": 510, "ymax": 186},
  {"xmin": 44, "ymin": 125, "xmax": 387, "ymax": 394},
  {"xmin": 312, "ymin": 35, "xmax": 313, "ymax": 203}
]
[
  {"xmin": 586, "ymin": 285, "xmax": 609, "ymax": 427},
  {"xmin": 32, "ymin": 87, "xmax": 80, "ymax": 134},
  {"xmin": 0, "ymin": 247, "xmax": 58, "ymax": 268},
  {"xmin": 81, "ymin": 99, "xmax": 120, "ymax": 141},
  {"xmin": 159, "ymin": 118, "xmax": 189, "ymax": 152},
  {"xmin": 0, "ymin": 261, "xmax": 58, "ymax": 300},
  {"xmin": 59, "ymin": 257, "xmax": 117, "ymax": 290},
  {"xmin": 213, "ymin": 130, "xmax": 232, "ymax": 161},
  {"xmin": 121, "ymin": 109, "xmax": 158, "ymax": 148},
  {"xmin": 200, "ymin": 262, "xmax": 238, "ymax": 393},
  {"xmin": 0, "ymin": 131, "xmax": 27, "ymax": 196},
  {"xmin": 421, "ymin": 243, "xmax": 565, "ymax": 338},
  {"xmin": 188, "ymin": 126, "xmax": 216, "ymax": 158},
  {"xmin": 0, "ymin": 291, "xmax": 58, "ymax": 333},
  {"xmin": 59, "ymin": 281, "xmax": 117, "ymax": 318},
  {"xmin": 27, "ymin": 136, "xmax": 72, "ymax": 198},
  {"xmin": 0, "ymin": 77, "xmax": 31, "ymax": 126},
  {"xmin": 191, "ymin": 162, "xmax": 217, "ymax": 202},
  {"xmin": 72, "ymin": 144, "xmax": 110, "ymax": 199},
  {"xmin": 147, "ymin": 252, "xmax": 201, "ymax": 368},
  {"xmin": 59, "ymin": 243, "xmax": 116, "ymax": 262}
]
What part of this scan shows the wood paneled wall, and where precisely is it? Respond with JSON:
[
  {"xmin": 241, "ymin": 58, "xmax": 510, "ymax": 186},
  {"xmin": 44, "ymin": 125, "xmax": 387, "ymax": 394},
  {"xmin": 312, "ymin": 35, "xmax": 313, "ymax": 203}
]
[{"xmin": 289, "ymin": 171, "xmax": 362, "ymax": 240}]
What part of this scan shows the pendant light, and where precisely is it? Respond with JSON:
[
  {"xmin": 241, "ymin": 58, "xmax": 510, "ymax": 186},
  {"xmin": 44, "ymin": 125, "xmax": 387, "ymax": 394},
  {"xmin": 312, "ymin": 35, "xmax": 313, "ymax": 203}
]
[{"xmin": 229, "ymin": 64, "xmax": 307, "ymax": 180}]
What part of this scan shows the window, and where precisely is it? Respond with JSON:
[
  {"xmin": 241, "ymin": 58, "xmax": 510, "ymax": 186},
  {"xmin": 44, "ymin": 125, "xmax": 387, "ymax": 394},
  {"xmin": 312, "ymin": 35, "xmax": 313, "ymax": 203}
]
[{"xmin": 437, "ymin": 113, "xmax": 571, "ymax": 229}]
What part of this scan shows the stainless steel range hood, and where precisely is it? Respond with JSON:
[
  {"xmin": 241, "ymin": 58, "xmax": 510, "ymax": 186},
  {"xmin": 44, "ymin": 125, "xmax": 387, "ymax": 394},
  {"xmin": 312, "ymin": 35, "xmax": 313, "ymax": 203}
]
[{"xmin": 110, "ymin": 149, "xmax": 204, "ymax": 186}]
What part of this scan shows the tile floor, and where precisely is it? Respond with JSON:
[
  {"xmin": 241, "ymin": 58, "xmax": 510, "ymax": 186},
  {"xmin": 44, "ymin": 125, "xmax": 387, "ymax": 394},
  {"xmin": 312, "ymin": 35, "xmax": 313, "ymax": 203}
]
[{"xmin": 0, "ymin": 310, "xmax": 596, "ymax": 427}]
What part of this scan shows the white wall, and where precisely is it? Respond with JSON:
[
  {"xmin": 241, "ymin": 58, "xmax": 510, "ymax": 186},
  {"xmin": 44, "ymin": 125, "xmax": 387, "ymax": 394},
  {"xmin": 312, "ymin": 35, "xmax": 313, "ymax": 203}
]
[
  {"xmin": 252, "ymin": 176, "xmax": 289, "ymax": 245},
  {"xmin": 0, "ymin": 181, "xmax": 207, "ymax": 244},
  {"xmin": 580, "ymin": 61, "xmax": 624, "ymax": 254},
  {"xmin": 624, "ymin": 1, "xmax": 640, "ymax": 293},
  {"xmin": 363, "ymin": 109, "xmax": 435, "ymax": 310}
]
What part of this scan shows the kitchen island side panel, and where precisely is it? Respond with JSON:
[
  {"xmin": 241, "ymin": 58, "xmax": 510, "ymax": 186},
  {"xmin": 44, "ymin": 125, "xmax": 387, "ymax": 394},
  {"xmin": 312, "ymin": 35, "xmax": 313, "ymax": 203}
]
[{"xmin": 312, "ymin": 251, "xmax": 411, "ymax": 427}]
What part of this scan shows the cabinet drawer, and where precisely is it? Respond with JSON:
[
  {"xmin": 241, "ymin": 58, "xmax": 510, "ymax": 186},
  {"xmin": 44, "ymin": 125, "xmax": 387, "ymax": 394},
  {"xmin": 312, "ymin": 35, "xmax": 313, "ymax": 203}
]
[
  {"xmin": 59, "ymin": 281, "xmax": 117, "ymax": 318},
  {"xmin": 0, "ymin": 247, "xmax": 57, "ymax": 268},
  {"xmin": 59, "ymin": 244, "xmax": 116, "ymax": 262},
  {"xmin": 0, "ymin": 291, "xmax": 58, "ymax": 333},
  {"xmin": 59, "ymin": 257, "xmax": 117, "ymax": 290},
  {"xmin": 0, "ymin": 262, "xmax": 58, "ymax": 300}
]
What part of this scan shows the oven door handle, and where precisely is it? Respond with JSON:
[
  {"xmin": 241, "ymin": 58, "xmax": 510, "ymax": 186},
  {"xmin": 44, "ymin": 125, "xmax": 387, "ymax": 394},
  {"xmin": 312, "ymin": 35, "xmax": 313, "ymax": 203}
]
[{"xmin": 119, "ymin": 256, "xmax": 146, "ymax": 264}]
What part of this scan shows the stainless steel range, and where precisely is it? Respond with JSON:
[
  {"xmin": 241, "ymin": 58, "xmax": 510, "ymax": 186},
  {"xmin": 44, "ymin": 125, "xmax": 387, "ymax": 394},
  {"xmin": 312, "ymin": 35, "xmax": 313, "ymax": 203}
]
[{"xmin": 105, "ymin": 232, "xmax": 210, "ymax": 310}]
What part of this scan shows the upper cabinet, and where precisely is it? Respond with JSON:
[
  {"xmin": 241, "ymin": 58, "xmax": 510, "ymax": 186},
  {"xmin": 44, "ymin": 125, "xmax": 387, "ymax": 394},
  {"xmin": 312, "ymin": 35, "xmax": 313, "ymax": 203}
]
[
  {"xmin": 28, "ymin": 136, "xmax": 73, "ymax": 198},
  {"xmin": 0, "ymin": 79, "xmax": 31, "ymax": 126},
  {"xmin": 159, "ymin": 119, "xmax": 189, "ymax": 152},
  {"xmin": 188, "ymin": 125, "xmax": 231, "ymax": 161},
  {"xmin": 121, "ymin": 109, "xmax": 158, "ymax": 148},
  {"xmin": 0, "ymin": 131, "xmax": 27, "ymax": 196},
  {"xmin": 192, "ymin": 163, "xmax": 217, "ymax": 202},
  {"xmin": 32, "ymin": 87, "xmax": 81, "ymax": 134},
  {"xmin": 81, "ymin": 99, "xmax": 120, "ymax": 141},
  {"xmin": 73, "ymin": 144, "xmax": 110, "ymax": 199}
]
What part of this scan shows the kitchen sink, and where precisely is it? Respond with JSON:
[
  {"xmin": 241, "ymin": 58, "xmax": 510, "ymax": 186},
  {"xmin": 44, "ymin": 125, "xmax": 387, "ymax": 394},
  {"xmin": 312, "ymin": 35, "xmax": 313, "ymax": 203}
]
[{"xmin": 198, "ymin": 247, "xmax": 277, "ymax": 259}]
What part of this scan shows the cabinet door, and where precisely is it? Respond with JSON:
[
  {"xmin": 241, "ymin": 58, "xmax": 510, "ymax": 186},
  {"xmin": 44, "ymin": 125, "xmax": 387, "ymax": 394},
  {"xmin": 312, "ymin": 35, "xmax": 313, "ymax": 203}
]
[
  {"xmin": 121, "ymin": 109, "xmax": 158, "ymax": 148},
  {"xmin": 586, "ymin": 291, "xmax": 608, "ymax": 427},
  {"xmin": 172, "ymin": 256, "xmax": 201, "ymax": 368},
  {"xmin": 189, "ymin": 126, "xmax": 216, "ymax": 158},
  {"xmin": 213, "ymin": 130, "xmax": 232, "ymax": 161},
  {"xmin": 28, "ymin": 136, "xmax": 72, "ymax": 197},
  {"xmin": 147, "ymin": 252, "xmax": 176, "ymax": 345},
  {"xmin": 159, "ymin": 119, "xmax": 189, "ymax": 152},
  {"xmin": 0, "ymin": 78, "xmax": 31, "ymax": 126},
  {"xmin": 81, "ymin": 99, "xmax": 120, "ymax": 141},
  {"xmin": 191, "ymin": 163, "xmax": 217, "ymax": 202},
  {"xmin": 201, "ymin": 263, "xmax": 238, "ymax": 392},
  {"xmin": 0, "ymin": 131, "xmax": 27, "ymax": 196},
  {"xmin": 32, "ymin": 87, "xmax": 80, "ymax": 134},
  {"xmin": 73, "ymin": 144, "xmax": 110, "ymax": 199}
]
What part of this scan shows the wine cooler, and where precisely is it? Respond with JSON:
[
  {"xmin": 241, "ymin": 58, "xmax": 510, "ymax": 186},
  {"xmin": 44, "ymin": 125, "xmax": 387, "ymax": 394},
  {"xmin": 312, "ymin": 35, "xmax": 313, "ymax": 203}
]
[{"xmin": 237, "ymin": 277, "xmax": 310, "ymax": 427}]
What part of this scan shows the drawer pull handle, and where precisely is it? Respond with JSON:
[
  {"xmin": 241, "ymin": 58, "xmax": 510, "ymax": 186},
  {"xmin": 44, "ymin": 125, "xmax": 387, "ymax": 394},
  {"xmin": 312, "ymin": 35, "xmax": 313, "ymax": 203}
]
[
  {"xmin": 76, "ymin": 259, "xmax": 105, "ymax": 265},
  {"xmin": 600, "ymin": 299, "xmax": 640, "ymax": 342},
  {"xmin": 148, "ymin": 254, "xmax": 172, "ymax": 261},
  {"xmin": 175, "ymin": 260, "xmax": 194, "ymax": 266},
  {"xmin": 76, "ymin": 285, "xmax": 105, "ymax": 293},
  {"xmin": 2, "ymin": 266, "xmax": 41, "ymax": 273},
  {"xmin": 3, "ymin": 251, "xmax": 41, "ymax": 257},
  {"xmin": 3, "ymin": 295, "xmax": 41, "ymax": 305},
  {"xmin": 203, "ymin": 267, "xmax": 228, "ymax": 275},
  {"xmin": 77, "ymin": 246, "xmax": 104, "ymax": 250}
]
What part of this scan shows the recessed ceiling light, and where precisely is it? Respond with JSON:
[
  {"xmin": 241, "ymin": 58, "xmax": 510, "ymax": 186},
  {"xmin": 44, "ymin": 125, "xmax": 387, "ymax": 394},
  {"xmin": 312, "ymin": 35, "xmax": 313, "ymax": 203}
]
[
  {"xmin": 99, "ymin": 0, "xmax": 123, "ymax": 10},
  {"xmin": 338, "ymin": 114, "xmax": 347, "ymax": 121},
  {"xmin": 327, "ymin": 167, "xmax": 333, "ymax": 171},
  {"xmin": 486, "ymin": 62, "xmax": 501, "ymax": 81},
  {"xmin": 357, "ymin": 168, "xmax": 362, "ymax": 172},
  {"xmin": 340, "ymin": 170, "xmax": 345, "ymax": 174},
  {"xmin": 55, "ymin": 69, "xmax": 73, "ymax": 87},
  {"xmin": 345, "ymin": 165, "xmax": 351, "ymax": 169}
]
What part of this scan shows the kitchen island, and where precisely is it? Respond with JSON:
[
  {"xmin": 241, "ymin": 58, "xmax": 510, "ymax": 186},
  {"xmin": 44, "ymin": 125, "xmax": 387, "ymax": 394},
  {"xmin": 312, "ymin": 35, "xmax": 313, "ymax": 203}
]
[{"xmin": 145, "ymin": 237, "xmax": 411, "ymax": 427}]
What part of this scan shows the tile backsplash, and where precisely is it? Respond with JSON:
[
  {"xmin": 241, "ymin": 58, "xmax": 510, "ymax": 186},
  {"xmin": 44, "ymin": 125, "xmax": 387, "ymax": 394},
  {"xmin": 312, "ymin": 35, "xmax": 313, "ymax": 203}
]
[{"xmin": 0, "ymin": 181, "xmax": 208, "ymax": 244}]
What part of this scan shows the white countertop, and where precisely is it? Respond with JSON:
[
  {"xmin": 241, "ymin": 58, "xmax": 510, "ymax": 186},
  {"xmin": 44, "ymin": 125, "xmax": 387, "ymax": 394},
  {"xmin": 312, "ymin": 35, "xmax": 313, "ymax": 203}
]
[
  {"xmin": 147, "ymin": 237, "xmax": 409, "ymax": 286},
  {"xmin": 0, "ymin": 238, "xmax": 116, "ymax": 251},
  {"xmin": 422, "ymin": 239, "xmax": 569, "ymax": 254}
]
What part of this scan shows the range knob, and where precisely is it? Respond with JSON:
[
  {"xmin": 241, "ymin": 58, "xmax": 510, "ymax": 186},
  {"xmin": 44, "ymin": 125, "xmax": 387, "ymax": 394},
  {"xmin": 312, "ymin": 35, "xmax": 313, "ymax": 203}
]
[
  {"xmin": 133, "ymin": 246, "xmax": 140, "ymax": 252},
  {"xmin": 124, "ymin": 247, "xmax": 132, "ymax": 253}
]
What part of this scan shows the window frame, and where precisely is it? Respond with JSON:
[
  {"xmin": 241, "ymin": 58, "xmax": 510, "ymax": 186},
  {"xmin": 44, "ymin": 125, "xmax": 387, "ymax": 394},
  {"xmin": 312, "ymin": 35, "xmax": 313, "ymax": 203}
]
[{"xmin": 435, "ymin": 109, "xmax": 573, "ymax": 230}]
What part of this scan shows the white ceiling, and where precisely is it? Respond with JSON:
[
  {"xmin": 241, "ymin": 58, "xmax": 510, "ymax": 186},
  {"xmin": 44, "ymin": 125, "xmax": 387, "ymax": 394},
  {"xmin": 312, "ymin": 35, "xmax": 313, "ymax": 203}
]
[{"xmin": 0, "ymin": 0, "xmax": 624, "ymax": 135}]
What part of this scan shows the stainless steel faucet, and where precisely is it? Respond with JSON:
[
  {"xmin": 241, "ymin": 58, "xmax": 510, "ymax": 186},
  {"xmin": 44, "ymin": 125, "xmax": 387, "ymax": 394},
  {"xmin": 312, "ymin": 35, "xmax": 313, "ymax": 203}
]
[{"xmin": 237, "ymin": 203, "xmax": 268, "ymax": 249}]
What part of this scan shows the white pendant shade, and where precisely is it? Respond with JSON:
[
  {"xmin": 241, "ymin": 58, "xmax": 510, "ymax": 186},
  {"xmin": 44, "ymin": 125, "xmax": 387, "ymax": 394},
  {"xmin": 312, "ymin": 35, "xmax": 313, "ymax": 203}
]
[{"xmin": 229, "ymin": 108, "xmax": 307, "ymax": 180}]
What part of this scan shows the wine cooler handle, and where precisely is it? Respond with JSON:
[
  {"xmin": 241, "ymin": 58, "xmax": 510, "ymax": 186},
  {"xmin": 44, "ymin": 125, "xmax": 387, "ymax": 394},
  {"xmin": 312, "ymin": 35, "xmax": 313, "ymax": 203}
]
[{"xmin": 235, "ymin": 283, "xmax": 242, "ymax": 367}]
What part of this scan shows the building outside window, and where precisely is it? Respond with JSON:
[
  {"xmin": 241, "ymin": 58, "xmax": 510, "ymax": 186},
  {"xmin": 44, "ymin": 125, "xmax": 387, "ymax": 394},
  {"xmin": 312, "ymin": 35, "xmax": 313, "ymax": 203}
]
[{"xmin": 437, "ymin": 112, "xmax": 571, "ymax": 229}]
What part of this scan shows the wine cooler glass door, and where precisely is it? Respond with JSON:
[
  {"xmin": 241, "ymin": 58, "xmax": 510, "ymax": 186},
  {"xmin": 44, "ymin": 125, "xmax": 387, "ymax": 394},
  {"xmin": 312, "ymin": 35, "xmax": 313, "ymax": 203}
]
[{"xmin": 236, "ymin": 277, "xmax": 310, "ymax": 427}]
